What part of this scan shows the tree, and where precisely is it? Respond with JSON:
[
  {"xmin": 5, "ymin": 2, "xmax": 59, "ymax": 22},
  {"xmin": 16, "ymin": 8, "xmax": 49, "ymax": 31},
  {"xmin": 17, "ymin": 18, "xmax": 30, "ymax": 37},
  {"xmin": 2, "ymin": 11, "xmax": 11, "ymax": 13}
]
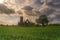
[{"xmin": 36, "ymin": 15, "xmax": 49, "ymax": 27}]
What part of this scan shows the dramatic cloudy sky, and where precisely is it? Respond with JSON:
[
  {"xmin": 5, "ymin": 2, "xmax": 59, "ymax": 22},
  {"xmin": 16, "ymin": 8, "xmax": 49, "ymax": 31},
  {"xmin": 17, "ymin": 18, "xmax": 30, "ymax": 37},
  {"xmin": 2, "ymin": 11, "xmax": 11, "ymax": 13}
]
[{"xmin": 0, "ymin": 0, "xmax": 60, "ymax": 25}]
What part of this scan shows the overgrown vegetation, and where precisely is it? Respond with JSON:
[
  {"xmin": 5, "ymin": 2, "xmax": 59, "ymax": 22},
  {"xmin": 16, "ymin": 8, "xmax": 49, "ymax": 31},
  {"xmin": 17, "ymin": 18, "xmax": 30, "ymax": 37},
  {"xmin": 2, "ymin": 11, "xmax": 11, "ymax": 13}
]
[{"xmin": 0, "ymin": 26, "xmax": 59, "ymax": 40}]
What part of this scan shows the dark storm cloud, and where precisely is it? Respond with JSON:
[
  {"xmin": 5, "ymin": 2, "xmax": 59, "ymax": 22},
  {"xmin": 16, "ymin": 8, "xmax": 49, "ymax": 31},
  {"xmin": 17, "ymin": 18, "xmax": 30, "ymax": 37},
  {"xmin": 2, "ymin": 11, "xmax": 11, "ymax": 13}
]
[
  {"xmin": 47, "ymin": 0, "xmax": 60, "ymax": 8},
  {"xmin": 55, "ymin": 14, "xmax": 60, "ymax": 20},
  {"xmin": 22, "ymin": 6, "xmax": 41, "ymax": 16},
  {"xmin": 41, "ymin": 8, "xmax": 55, "ymax": 15},
  {"xmin": 0, "ymin": 4, "xmax": 15, "ymax": 14},
  {"xmin": 22, "ymin": 6, "xmax": 34, "ymax": 16},
  {"xmin": 22, "ymin": 6, "xmax": 33, "ymax": 11},
  {"xmin": 34, "ymin": 0, "xmax": 43, "ymax": 5}
]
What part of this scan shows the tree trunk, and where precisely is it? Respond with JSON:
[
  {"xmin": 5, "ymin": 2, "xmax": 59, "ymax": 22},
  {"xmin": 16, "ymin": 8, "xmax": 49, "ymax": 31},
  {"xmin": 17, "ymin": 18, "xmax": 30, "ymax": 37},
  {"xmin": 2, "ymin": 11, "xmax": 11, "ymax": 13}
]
[{"xmin": 42, "ymin": 23, "xmax": 45, "ymax": 27}]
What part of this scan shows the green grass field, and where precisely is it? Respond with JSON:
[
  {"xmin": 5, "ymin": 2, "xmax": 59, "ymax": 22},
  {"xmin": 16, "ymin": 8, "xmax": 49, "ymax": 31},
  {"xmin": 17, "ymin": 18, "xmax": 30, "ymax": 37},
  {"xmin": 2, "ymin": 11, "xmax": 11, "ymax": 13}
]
[{"xmin": 0, "ymin": 26, "xmax": 60, "ymax": 40}]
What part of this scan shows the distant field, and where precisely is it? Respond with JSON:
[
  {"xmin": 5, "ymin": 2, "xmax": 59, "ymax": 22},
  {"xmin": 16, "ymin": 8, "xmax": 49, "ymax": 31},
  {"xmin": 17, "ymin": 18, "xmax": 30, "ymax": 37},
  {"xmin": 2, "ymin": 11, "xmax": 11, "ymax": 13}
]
[{"xmin": 0, "ymin": 26, "xmax": 60, "ymax": 40}]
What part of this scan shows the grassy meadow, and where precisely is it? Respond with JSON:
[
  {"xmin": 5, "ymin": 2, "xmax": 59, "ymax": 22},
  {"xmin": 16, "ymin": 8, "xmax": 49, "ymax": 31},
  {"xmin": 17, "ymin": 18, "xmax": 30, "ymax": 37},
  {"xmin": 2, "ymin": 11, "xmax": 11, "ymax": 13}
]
[{"xmin": 0, "ymin": 26, "xmax": 60, "ymax": 40}]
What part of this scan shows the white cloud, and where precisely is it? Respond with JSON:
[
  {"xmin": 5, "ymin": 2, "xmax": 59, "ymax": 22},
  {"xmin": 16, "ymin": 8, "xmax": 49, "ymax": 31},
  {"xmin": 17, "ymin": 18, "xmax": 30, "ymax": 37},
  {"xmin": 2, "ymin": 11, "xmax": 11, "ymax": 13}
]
[{"xmin": 0, "ymin": 14, "xmax": 19, "ymax": 25}]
